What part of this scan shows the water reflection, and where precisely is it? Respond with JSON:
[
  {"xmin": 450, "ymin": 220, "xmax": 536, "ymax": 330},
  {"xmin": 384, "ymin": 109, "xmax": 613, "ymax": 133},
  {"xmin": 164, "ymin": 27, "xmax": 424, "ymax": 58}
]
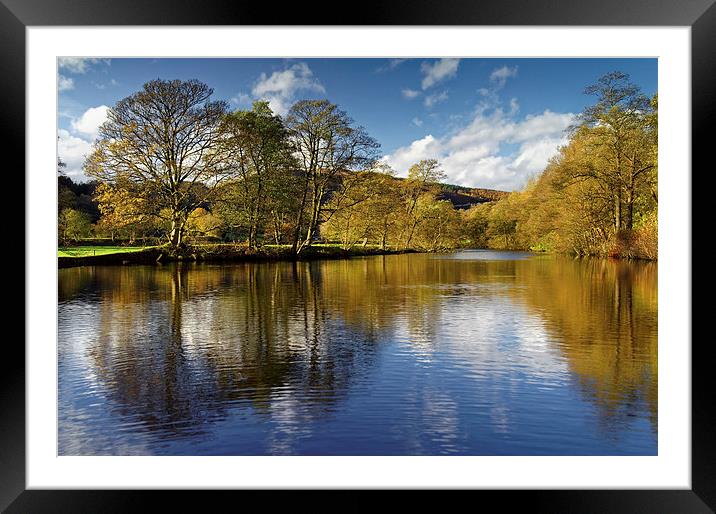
[
  {"xmin": 58, "ymin": 252, "xmax": 657, "ymax": 455},
  {"xmin": 515, "ymin": 257, "xmax": 658, "ymax": 435}
]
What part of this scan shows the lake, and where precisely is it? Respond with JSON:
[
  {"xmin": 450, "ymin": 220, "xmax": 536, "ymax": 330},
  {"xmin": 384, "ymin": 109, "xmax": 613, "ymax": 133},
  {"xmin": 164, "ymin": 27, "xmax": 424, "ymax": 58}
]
[{"xmin": 58, "ymin": 250, "xmax": 657, "ymax": 455}]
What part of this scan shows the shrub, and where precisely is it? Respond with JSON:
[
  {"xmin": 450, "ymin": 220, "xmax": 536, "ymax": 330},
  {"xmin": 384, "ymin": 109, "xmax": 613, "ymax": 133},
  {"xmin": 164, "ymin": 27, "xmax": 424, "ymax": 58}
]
[{"xmin": 633, "ymin": 211, "xmax": 658, "ymax": 260}]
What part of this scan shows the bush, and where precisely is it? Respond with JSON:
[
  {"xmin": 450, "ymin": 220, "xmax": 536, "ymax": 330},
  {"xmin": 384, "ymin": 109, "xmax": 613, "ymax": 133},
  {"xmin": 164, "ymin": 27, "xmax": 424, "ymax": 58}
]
[
  {"xmin": 608, "ymin": 230, "xmax": 638, "ymax": 259},
  {"xmin": 604, "ymin": 212, "xmax": 658, "ymax": 260},
  {"xmin": 633, "ymin": 211, "xmax": 658, "ymax": 260}
]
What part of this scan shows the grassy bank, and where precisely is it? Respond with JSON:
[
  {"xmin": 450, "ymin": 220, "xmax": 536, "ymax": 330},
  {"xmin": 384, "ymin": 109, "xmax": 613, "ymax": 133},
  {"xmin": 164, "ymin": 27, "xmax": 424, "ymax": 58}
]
[
  {"xmin": 58, "ymin": 245, "xmax": 155, "ymax": 257},
  {"xmin": 58, "ymin": 243, "xmax": 417, "ymax": 268}
]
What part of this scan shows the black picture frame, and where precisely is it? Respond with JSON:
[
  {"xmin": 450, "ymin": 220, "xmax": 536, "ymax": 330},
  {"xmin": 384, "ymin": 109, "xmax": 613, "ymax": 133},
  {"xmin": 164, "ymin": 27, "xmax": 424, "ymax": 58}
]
[{"xmin": 5, "ymin": 0, "xmax": 711, "ymax": 511}]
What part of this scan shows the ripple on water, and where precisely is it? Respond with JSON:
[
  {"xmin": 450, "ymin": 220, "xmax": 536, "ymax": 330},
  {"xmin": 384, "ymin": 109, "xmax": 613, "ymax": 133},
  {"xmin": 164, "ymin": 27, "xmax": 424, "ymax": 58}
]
[{"xmin": 58, "ymin": 254, "xmax": 657, "ymax": 455}]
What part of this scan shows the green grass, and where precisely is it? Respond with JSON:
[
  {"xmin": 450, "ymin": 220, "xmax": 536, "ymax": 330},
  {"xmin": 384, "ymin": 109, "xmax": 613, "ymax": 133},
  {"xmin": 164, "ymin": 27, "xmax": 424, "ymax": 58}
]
[
  {"xmin": 57, "ymin": 242, "xmax": 405, "ymax": 259},
  {"xmin": 58, "ymin": 246, "xmax": 154, "ymax": 258}
]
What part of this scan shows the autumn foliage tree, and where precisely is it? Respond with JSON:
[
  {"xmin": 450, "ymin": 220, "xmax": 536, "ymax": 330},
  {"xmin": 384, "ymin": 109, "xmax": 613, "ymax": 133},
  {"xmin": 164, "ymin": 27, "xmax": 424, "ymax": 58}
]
[
  {"xmin": 85, "ymin": 79, "xmax": 230, "ymax": 248},
  {"xmin": 93, "ymin": 181, "xmax": 156, "ymax": 242},
  {"xmin": 321, "ymin": 166, "xmax": 400, "ymax": 250},
  {"xmin": 399, "ymin": 159, "xmax": 446, "ymax": 249},
  {"xmin": 570, "ymin": 71, "xmax": 657, "ymax": 233},
  {"xmin": 462, "ymin": 72, "xmax": 658, "ymax": 259}
]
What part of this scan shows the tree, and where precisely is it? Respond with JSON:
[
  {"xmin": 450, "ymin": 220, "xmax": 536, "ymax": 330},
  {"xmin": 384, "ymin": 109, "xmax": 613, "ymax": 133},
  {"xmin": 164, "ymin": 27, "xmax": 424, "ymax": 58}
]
[
  {"xmin": 285, "ymin": 100, "xmax": 381, "ymax": 255},
  {"xmin": 320, "ymin": 167, "xmax": 398, "ymax": 250},
  {"xmin": 462, "ymin": 202, "xmax": 492, "ymax": 248},
  {"xmin": 399, "ymin": 159, "xmax": 446, "ymax": 249},
  {"xmin": 573, "ymin": 71, "xmax": 656, "ymax": 232},
  {"xmin": 59, "ymin": 208, "xmax": 92, "ymax": 244},
  {"xmin": 411, "ymin": 196, "xmax": 461, "ymax": 252},
  {"xmin": 216, "ymin": 101, "xmax": 295, "ymax": 247},
  {"xmin": 359, "ymin": 166, "xmax": 403, "ymax": 250},
  {"xmin": 186, "ymin": 207, "xmax": 224, "ymax": 239},
  {"xmin": 58, "ymin": 175, "xmax": 77, "ymax": 213},
  {"xmin": 85, "ymin": 79, "xmax": 230, "ymax": 248},
  {"xmin": 94, "ymin": 181, "xmax": 157, "ymax": 242}
]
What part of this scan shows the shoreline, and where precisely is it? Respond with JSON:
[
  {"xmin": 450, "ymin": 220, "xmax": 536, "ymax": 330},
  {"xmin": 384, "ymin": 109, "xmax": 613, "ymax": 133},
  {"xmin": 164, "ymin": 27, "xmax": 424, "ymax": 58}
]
[
  {"xmin": 57, "ymin": 245, "xmax": 656, "ymax": 269},
  {"xmin": 57, "ymin": 246, "xmax": 419, "ymax": 269}
]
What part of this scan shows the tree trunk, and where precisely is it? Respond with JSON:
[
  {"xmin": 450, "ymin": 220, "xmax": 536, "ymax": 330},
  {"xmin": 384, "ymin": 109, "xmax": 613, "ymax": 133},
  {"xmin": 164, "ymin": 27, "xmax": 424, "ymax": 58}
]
[
  {"xmin": 624, "ymin": 171, "xmax": 635, "ymax": 231},
  {"xmin": 291, "ymin": 181, "xmax": 310, "ymax": 255},
  {"xmin": 169, "ymin": 214, "xmax": 186, "ymax": 248},
  {"xmin": 301, "ymin": 184, "xmax": 323, "ymax": 252},
  {"xmin": 272, "ymin": 212, "xmax": 282, "ymax": 245},
  {"xmin": 404, "ymin": 219, "xmax": 418, "ymax": 250}
]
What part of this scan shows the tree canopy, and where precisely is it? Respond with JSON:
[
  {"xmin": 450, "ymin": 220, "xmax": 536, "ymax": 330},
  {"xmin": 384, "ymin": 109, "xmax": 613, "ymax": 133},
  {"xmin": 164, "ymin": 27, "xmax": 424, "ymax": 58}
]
[{"xmin": 61, "ymin": 71, "xmax": 656, "ymax": 260}]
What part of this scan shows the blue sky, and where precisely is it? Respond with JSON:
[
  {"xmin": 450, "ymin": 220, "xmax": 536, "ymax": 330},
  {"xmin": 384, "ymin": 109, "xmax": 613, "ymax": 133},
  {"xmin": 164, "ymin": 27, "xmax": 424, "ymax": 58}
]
[{"xmin": 58, "ymin": 57, "xmax": 656, "ymax": 191}]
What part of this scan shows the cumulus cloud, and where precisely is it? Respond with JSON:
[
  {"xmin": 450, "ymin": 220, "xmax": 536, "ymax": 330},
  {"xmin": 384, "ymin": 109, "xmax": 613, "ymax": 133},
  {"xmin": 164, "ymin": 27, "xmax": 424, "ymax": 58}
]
[
  {"xmin": 58, "ymin": 75, "xmax": 74, "ymax": 91},
  {"xmin": 424, "ymin": 90, "xmax": 448, "ymax": 108},
  {"xmin": 489, "ymin": 65, "xmax": 518, "ymax": 88},
  {"xmin": 57, "ymin": 129, "xmax": 93, "ymax": 180},
  {"xmin": 412, "ymin": 117, "xmax": 423, "ymax": 127},
  {"xmin": 421, "ymin": 58, "xmax": 460, "ymax": 90},
  {"xmin": 230, "ymin": 92, "xmax": 253, "ymax": 108},
  {"xmin": 383, "ymin": 107, "xmax": 574, "ymax": 191},
  {"xmin": 402, "ymin": 88, "xmax": 421, "ymax": 100},
  {"xmin": 70, "ymin": 105, "xmax": 110, "ymax": 141},
  {"xmin": 251, "ymin": 62, "xmax": 325, "ymax": 115},
  {"xmin": 58, "ymin": 57, "xmax": 110, "ymax": 74}
]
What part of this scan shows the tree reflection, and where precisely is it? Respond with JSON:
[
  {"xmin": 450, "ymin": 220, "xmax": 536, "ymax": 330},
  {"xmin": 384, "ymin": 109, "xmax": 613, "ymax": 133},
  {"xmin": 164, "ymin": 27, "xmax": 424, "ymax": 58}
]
[
  {"xmin": 58, "ymin": 253, "xmax": 657, "ymax": 452},
  {"xmin": 512, "ymin": 257, "xmax": 657, "ymax": 434}
]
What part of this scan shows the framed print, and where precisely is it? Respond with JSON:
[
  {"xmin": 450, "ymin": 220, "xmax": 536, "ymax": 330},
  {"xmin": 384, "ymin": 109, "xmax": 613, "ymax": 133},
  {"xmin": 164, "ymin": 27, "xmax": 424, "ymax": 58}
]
[{"xmin": 6, "ymin": 0, "xmax": 713, "ymax": 511}]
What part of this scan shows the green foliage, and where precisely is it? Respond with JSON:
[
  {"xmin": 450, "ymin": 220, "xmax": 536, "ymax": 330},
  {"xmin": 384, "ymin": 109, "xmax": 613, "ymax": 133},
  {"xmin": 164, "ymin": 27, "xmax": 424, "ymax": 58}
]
[
  {"xmin": 214, "ymin": 101, "xmax": 296, "ymax": 247},
  {"xmin": 58, "ymin": 208, "xmax": 93, "ymax": 244},
  {"xmin": 285, "ymin": 99, "xmax": 381, "ymax": 254}
]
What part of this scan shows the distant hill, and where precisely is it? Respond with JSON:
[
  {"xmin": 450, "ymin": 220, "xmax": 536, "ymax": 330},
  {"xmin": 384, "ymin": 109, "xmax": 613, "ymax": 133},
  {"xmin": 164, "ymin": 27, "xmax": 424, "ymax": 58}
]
[
  {"xmin": 387, "ymin": 176, "xmax": 508, "ymax": 209},
  {"xmin": 437, "ymin": 183, "xmax": 509, "ymax": 209}
]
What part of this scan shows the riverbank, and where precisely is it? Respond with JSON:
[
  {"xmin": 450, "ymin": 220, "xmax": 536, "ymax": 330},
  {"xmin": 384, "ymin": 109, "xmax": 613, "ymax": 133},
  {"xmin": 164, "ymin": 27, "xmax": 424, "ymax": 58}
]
[{"xmin": 57, "ymin": 244, "xmax": 418, "ymax": 269}]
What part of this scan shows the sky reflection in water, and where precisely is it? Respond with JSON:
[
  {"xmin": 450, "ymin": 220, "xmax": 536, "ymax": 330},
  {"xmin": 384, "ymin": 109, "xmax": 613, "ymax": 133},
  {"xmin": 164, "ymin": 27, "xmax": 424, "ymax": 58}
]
[{"xmin": 58, "ymin": 251, "xmax": 657, "ymax": 455}]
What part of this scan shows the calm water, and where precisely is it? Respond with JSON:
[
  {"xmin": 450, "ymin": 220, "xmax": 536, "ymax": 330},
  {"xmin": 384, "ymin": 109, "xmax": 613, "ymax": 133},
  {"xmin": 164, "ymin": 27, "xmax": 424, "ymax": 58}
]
[{"xmin": 58, "ymin": 250, "xmax": 657, "ymax": 455}]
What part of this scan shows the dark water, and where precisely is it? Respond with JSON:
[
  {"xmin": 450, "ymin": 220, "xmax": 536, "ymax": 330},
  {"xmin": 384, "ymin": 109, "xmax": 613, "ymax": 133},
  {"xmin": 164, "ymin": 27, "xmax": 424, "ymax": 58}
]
[{"xmin": 58, "ymin": 250, "xmax": 657, "ymax": 455}]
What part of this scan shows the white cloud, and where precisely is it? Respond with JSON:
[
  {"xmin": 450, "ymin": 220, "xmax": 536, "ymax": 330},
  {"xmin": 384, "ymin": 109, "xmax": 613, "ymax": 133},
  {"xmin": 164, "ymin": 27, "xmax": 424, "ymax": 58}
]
[
  {"xmin": 251, "ymin": 62, "xmax": 325, "ymax": 115},
  {"xmin": 58, "ymin": 129, "xmax": 93, "ymax": 180},
  {"xmin": 230, "ymin": 92, "xmax": 253, "ymax": 108},
  {"xmin": 58, "ymin": 75, "xmax": 74, "ymax": 91},
  {"xmin": 424, "ymin": 90, "xmax": 448, "ymax": 108},
  {"xmin": 490, "ymin": 65, "xmax": 518, "ymax": 88},
  {"xmin": 421, "ymin": 58, "xmax": 460, "ymax": 90},
  {"xmin": 58, "ymin": 57, "xmax": 110, "ymax": 74},
  {"xmin": 381, "ymin": 135, "xmax": 440, "ymax": 172},
  {"xmin": 412, "ymin": 117, "xmax": 423, "ymax": 127},
  {"xmin": 377, "ymin": 59, "xmax": 407, "ymax": 72},
  {"xmin": 383, "ymin": 107, "xmax": 574, "ymax": 191},
  {"xmin": 402, "ymin": 88, "xmax": 421, "ymax": 100},
  {"xmin": 71, "ymin": 105, "xmax": 110, "ymax": 141}
]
